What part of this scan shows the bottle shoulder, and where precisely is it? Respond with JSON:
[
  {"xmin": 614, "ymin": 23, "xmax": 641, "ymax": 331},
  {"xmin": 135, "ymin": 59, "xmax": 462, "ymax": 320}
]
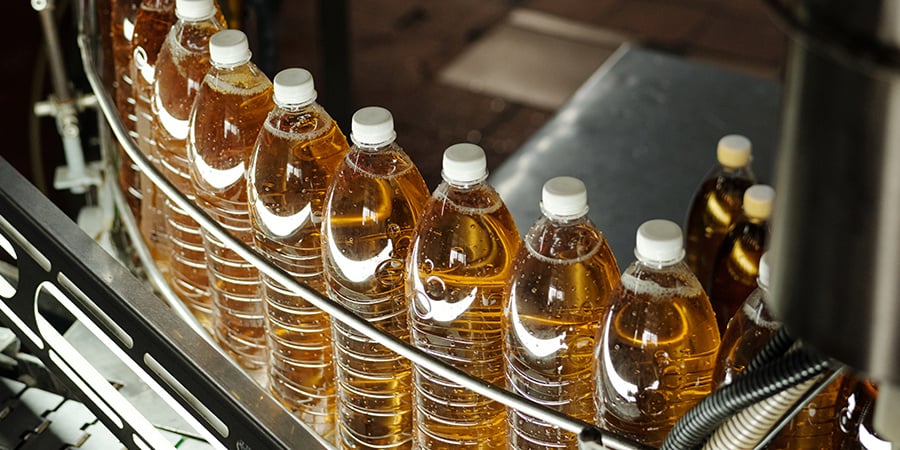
[
  {"xmin": 203, "ymin": 63, "xmax": 273, "ymax": 94},
  {"xmin": 620, "ymin": 260, "xmax": 706, "ymax": 299},
  {"xmin": 522, "ymin": 216, "xmax": 615, "ymax": 265}
]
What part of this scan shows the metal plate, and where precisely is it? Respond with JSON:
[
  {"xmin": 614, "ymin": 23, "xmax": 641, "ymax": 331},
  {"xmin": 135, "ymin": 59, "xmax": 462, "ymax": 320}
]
[{"xmin": 491, "ymin": 46, "xmax": 781, "ymax": 268}]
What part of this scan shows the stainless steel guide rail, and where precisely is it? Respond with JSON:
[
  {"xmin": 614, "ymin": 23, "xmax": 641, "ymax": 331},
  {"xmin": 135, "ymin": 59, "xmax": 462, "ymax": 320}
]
[
  {"xmin": 0, "ymin": 158, "xmax": 328, "ymax": 449},
  {"xmin": 69, "ymin": 0, "xmax": 651, "ymax": 448}
]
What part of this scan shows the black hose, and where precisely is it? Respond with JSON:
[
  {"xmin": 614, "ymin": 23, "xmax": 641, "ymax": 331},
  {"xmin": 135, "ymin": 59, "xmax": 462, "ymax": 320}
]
[
  {"xmin": 660, "ymin": 346, "xmax": 830, "ymax": 450},
  {"xmin": 746, "ymin": 326, "xmax": 795, "ymax": 373}
]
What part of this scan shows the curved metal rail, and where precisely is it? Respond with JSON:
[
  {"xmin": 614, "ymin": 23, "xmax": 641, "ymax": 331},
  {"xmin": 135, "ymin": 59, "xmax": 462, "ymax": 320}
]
[{"xmin": 74, "ymin": 1, "xmax": 649, "ymax": 448}]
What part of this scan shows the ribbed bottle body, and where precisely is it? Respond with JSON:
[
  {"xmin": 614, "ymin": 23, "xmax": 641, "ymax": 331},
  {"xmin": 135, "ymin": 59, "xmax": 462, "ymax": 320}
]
[
  {"xmin": 189, "ymin": 62, "xmax": 273, "ymax": 379},
  {"xmin": 407, "ymin": 182, "xmax": 520, "ymax": 449},
  {"xmin": 322, "ymin": 143, "xmax": 429, "ymax": 449},
  {"xmin": 504, "ymin": 215, "xmax": 619, "ymax": 449},
  {"xmin": 248, "ymin": 102, "xmax": 348, "ymax": 439}
]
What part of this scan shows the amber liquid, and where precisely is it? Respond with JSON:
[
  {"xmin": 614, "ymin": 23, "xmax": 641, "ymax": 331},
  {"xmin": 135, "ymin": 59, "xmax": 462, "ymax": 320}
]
[
  {"xmin": 595, "ymin": 261, "xmax": 720, "ymax": 448},
  {"xmin": 190, "ymin": 62, "xmax": 273, "ymax": 379},
  {"xmin": 837, "ymin": 379, "xmax": 888, "ymax": 449},
  {"xmin": 504, "ymin": 215, "xmax": 620, "ymax": 450},
  {"xmin": 684, "ymin": 167, "xmax": 755, "ymax": 290},
  {"xmin": 247, "ymin": 103, "xmax": 348, "ymax": 439},
  {"xmin": 111, "ymin": 0, "xmax": 141, "ymax": 221},
  {"xmin": 708, "ymin": 218, "xmax": 767, "ymax": 334},
  {"xmin": 154, "ymin": 14, "xmax": 225, "ymax": 330},
  {"xmin": 712, "ymin": 286, "xmax": 778, "ymax": 387},
  {"xmin": 713, "ymin": 291, "xmax": 851, "ymax": 448},
  {"xmin": 407, "ymin": 182, "xmax": 520, "ymax": 449},
  {"xmin": 132, "ymin": 0, "xmax": 176, "ymax": 269},
  {"xmin": 321, "ymin": 142, "xmax": 430, "ymax": 449}
]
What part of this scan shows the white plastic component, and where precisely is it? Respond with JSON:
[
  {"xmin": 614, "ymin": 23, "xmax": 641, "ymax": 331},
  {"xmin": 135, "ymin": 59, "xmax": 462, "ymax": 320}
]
[
  {"xmin": 209, "ymin": 30, "xmax": 250, "ymax": 68},
  {"xmin": 175, "ymin": 0, "xmax": 214, "ymax": 20},
  {"xmin": 442, "ymin": 143, "xmax": 487, "ymax": 184},
  {"xmin": 717, "ymin": 134, "xmax": 752, "ymax": 168},
  {"xmin": 351, "ymin": 106, "xmax": 396, "ymax": 147},
  {"xmin": 743, "ymin": 184, "xmax": 775, "ymax": 220},
  {"xmin": 635, "ymin": 219, "xmax": 685, "ymax": 265},
  {"xmin": 541, "ymin": 176, "xmax": 588, "ymax": 219},
  {"xmin": 273, "ymin": 68, "xmax": 316, "ymax": 106}
]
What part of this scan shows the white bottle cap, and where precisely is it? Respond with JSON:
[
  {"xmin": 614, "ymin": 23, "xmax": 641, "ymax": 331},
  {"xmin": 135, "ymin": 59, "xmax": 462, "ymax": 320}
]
[
  {"xmin": 209, "ymin": 30, "xmax": 251, "ymax": 68},
  {"xmin": 351, "ymin": 106, "xmax": 397, "ymax": 147},
  {"xmin": 175, "ymin": 0, "xmax": 214, "ymax": 20},
  {"xmin": 541, "ymin": 176, "xmax": 588, "ymax": 219},
  {"xmin": 743, "ymin": 184, "xmax": 775, "ymax": 220},
  {"xmin": 442, "ymin": 143, "xmax": 487, "ymax": 184},
  {"xmin": 717, "ymin": 134, "xmax": 752, "ymax": 168},
  {"xmin": 273, "ymin": 68, "xmax": 316, "ymax": 106},
  {"xmin": 635, "ymin": 219, "xmax": 685, "ymax": 265},
  {"xmin": 758, "ymin": 252, "xmax": 771, "ymax": 289}
]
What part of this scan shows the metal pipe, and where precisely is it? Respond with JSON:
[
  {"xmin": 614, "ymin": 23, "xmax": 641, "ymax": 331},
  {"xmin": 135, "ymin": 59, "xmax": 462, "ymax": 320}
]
[
  {"xmin": 74, "ymin": 2, "xmax": 648, "ymax": 447},
  {"xmin": 767, "ymin": 0, "xmax": 900, "ymax": 384}
]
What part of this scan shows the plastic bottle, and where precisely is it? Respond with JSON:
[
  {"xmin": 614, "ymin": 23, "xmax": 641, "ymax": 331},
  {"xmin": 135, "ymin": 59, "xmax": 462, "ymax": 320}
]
[
  {"xmin": 684, "ymin": 135, "xmax": 756, "ymax": 290},
  {"xmin": 595, "ymin": 219, "xmax": 720, "ymax": 448},
  {"xmin": 321, "ymin": 106, "xmax": 429, "ymax": 449},
  {"xmin": 407, "ymin": 143, "xmax": 520, "ymax": 449},
  {"xmin": 503, "ymin": 176, "xmax": 620, "ymax": 450},
  {"xmin": 712, "ymin": 252, "xmax": 778, "ymax": 387},
  {"xmin": 713, "ymin": 253, "xmax": 851, "ymax": 449},
  {"xmin": 708, "ymin": 184, "xmax": 774, "ymax": 334},
  {"xmin": 132, "ymin": 0, "xmax": 177, "ymax": 267},
  {"xmin": 188, "ymin": 29, "xmax": 273, "ymax": 381},
  {"xmin": 111, "ymin": 0, "xmax": 142, "ymax": 221},
  {"xmin": 153, "ymin": 0, "xmax": 225, "ymax": 330},
  {"xmin": 838, "ymin": 378, "xmax": 891, "ymax": 449},
  {"xmin": 247, "ymin": 68, "xmax": 349, "ymax": 439}
]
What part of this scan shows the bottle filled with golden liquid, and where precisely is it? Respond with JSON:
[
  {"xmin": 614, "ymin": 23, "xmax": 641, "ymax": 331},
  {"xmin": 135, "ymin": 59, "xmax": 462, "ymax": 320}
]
[
  {"xmin": 153, "ymin": 0, "xmax": 225, "ymax": 330},
  {"xmin": 132, "ymin": 0, "xmax": 176, "ymax": 269},
  {"xmin": 189, "ymin": 29, "xmax": 273, "ymax": 381},
  {"xmin": 503, "ymin": 176, "xmax": 620, "ymax": 450},
  {"xmin": 713, "ymin": 253, "xmax": 851, "ymax": 448},
  {"xmin": 247, "ymin": 68, "xmax": 349, "ymax": 440},
  {"xmin": 684, "ymin": 135, "xmax": 756, "ymax": 290},
  {"xmin": 708, "ymin": 184, "xmax": 773, "ymax": 334},
  {"xmin": 321, "ymin": 106, "xmax": 429, "ymax": 449},
  {"xmin": 595, "ymin": 219, "xmax": 720, "ymax": 448},
  {"xmin": 838, "ymin": 378, "xmax": 891, "ymax": 449},
  {"xmin": 407, "ymin": 144, "xmax": 520, "ymax": 449},
  {"xmin": 111, "ymin": 0, "xmax": 142, "ymax": 221}
]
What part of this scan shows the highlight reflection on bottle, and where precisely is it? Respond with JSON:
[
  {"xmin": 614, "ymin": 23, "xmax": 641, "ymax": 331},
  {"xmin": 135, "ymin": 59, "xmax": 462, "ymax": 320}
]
[
  {"xmin": 595, "ymin": 219, "xmax": 720, "ymax": 448},
  {"xmin": 407, "ymin": 144, "xmax": 519, "ymax": 449},
  {"xmin": 322, "ymin": 106, "xmax": 429, "ymax": 449}
]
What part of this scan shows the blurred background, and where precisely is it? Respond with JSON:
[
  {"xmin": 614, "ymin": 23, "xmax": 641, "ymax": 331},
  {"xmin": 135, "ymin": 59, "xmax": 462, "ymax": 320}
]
[{"xmin": 9, "ymin": 0, "xmax": 785, "ymax": 213}]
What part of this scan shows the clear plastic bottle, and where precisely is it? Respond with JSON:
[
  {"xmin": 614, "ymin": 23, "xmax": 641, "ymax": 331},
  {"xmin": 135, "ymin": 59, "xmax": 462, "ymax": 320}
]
[
  {"xmin": 712, "ymin": 252, "xmax": 779, "ymax": 387},
  {"xmin": 132, "ymin": 0, "xmax": 176, "ymax": 267},
  {"xmin": 111, "ymin": 0, "xmax": 142, "ymax": 221},
  {"xmin": 247, "ymin": 68, "xmax": 349, "ymax": 439},
  {"xmin": 708, "ymin": 184, "xmax": 773, "ymax": 334},
  {"xmin": 838, "ymin": 378, "xmax": 890, "ymax": 449},
  {"xmin": 713, "ymin": 253, "xmax": 851, "ymax": 449},
  {"xmin": 595, "ymin": 219, "xmax": 720, "ymax": 448},
  {"xmin": 684, "ymin": 135, "xmax": 756, "ymax": 290},
  {"xmin": 189, "ymin": 29, "xmax": 273, "ymax": 381},
  {"xmin": 153, "ymin": 0, "xmax": 225, "ymax": 330},
  {"xmin": 503, "ymin": 176, "xmax": 620, "ymax": 450},
  {"xmin": 321, "ymin": 106, "xmax": 429, "ymax": 449},
  {"xmin": 407, "ymin": 143, "xmax": 520, "ymax": 449}
]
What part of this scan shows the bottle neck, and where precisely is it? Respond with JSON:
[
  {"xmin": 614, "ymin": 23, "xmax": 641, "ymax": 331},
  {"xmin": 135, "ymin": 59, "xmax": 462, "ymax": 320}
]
[
  {"xmin": 276, "ymin": 99, "xmax": 317, "ymax": 111},
  {"xmin": 634, "ymin": 252, "xmax": 685, "ymax": 270}
]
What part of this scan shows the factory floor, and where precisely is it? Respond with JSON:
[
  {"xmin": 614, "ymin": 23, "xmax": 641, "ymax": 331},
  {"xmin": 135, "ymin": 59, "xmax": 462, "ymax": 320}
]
[
  {"xmin": 276, "ymin": 0, "xmax": 786, "ymax": 188},
  {"xmin": 9, "ymin": 0, "xmax": 785, "ymax": 211}
]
